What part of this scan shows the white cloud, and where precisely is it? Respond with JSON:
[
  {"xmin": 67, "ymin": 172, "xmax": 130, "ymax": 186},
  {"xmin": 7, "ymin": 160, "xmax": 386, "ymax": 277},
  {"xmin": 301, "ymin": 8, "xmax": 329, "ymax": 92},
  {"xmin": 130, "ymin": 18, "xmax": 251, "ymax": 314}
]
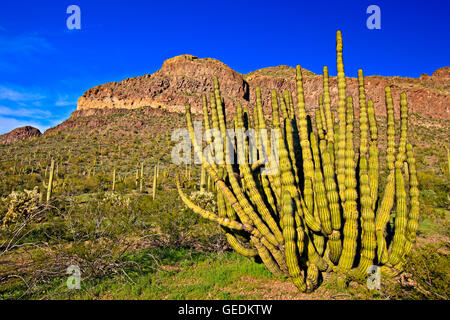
[
  {"xmin": 0, "ymin": 86, "xmax": 45, "ymax": 102},
  {"xmin": 0, "ymin": 106, "xmax": 51, "ymax": 119},
  {"xmin": 0, "ymin": 34, "xmax": 52, "ymax": 56},
  {"xmin": 55, "ymin": 95, "xmax": 77, "ymax": 107}
]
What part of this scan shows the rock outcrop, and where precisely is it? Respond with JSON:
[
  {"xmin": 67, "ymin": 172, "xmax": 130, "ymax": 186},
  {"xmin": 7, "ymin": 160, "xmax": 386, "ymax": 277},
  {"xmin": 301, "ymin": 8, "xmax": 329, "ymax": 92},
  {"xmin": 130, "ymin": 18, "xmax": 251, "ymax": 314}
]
[
  {"xmin": 78, "ymin": 55, "xmax": 249, "ymax": 115},
  {"xmin": 0, "ymin": 126, "xmax": 41, "ymax": 145},
  {"xmin": 77, "ymin": 55, "xmax": 449, "ymax": 120}
]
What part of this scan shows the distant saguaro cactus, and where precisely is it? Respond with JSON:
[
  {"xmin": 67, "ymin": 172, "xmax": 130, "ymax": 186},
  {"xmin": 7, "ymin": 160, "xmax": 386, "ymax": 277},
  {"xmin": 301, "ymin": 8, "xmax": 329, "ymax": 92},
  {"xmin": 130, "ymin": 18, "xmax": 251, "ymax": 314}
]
[
  {"xmin": 140, "ymin": 162, "xmax": 144, "ymax": 193},
  {"xmin": 153, "ymin": 165, "xmax": 157, "ymax": 200},
  {"xmin": 112, "ymin": 168, "xmax": 116, "ymax": 191},
  {"xmin": 43, "ymin": 159, "xmax": 55, "ymax": 202}
]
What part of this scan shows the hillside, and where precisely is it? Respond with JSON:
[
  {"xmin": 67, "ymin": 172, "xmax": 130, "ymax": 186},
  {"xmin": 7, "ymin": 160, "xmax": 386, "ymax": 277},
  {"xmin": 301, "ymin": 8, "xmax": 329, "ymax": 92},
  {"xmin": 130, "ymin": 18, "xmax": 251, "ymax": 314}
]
[
  {"xmin": 77, "ymin": 55, "xmax": 449, "ymax": 120},
  {"xmin": 0, "ymin": 126, "xmax": 41, "ymax": 145}
]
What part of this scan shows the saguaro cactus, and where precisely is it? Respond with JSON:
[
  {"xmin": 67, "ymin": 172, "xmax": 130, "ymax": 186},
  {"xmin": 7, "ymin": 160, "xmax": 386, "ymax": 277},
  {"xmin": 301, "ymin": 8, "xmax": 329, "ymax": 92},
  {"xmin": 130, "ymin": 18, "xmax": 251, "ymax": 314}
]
[
  {"xmin": 153, "ymin": 165, "xmax": 157, "ymax": 200},
  {"xmin": 177, "ymin": 30, "xmax": 419, "ymax": 292},
  {"xmin": 45, "ymin": 159, "xmax": 55, "ymax": 202},
  {"xmin": 112, "ymin": 168, "xmax": 116, "ymax": 191},
  {"xmin": 140, "ymin": 162, "xmax": 144, "ymax": 193}
]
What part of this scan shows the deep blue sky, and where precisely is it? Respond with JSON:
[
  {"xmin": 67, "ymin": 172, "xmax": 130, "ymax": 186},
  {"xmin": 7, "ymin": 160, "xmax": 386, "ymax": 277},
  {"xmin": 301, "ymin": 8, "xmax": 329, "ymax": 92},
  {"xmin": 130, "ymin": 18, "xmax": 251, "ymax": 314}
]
[{"xmin": 0, "ymin": 0, "xmax": 448, "ymax": 134}]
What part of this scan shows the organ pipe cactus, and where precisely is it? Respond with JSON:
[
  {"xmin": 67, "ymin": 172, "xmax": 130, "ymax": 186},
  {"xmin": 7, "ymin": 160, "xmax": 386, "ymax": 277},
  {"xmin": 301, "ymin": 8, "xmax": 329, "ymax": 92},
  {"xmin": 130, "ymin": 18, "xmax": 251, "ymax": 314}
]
[{"xmin": 177, "ymin": 30, "xmax": 420, "ymax": 292}]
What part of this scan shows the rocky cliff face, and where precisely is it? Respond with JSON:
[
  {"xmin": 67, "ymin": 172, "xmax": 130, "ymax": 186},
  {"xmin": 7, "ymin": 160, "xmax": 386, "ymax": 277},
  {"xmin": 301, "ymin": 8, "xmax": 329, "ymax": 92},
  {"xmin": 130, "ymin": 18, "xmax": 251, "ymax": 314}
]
[
  {"xmin": 77, "ymin": 55, "xmax": 449, "ymax": 120},
  {"xmin": 0, "ymin": 126, "xmax": 41, "ymax": 145},
  {"xmin": 78, "ymin": 55, "xmax": 249, "ymax": 115}
]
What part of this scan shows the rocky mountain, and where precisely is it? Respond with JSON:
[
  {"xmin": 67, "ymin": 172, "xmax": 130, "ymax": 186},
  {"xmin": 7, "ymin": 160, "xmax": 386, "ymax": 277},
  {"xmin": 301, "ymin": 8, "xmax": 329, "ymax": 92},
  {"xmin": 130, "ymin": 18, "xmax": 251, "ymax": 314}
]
[
  {"xmin": 77, "ymin": 55, "xmax": 449, "ymax": 120},
  {"xmin": 0, "ymin": 126, "xmax": 41, "ymax": 145}
]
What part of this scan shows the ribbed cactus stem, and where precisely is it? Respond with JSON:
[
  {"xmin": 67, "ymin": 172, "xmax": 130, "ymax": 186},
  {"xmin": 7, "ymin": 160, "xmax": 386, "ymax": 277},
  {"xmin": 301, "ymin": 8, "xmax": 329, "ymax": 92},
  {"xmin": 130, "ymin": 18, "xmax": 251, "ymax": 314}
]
[
  {"xmin": 338, "ymin": 96, "xmax": 358, "ymax": 272},
  {"xmin": 375, "ymin": 170, "xmax": 395, "ymax": 264},
  {"xmin": 232, "ymin": 103, "xmax": 283, "ymax": 245},
  {"xmin": 153, "ymin": 165, "xmax": 157, "ymax": 200},
  {"xmin": 282, "ymin": 191, "xmax": 307, "ymax": 292},
  {"xmin": 310, "ymin": 133, "xmax": 332, "ymax": 235},
  {"xmin": 295, "ymin": 65, "xmax": 314, "ymax": 181},
  {"xmin": 354, "ymin": 69, "xmax": 376, "ymax": 276},
  {"xmin": 401, "ymin": 143, "xmax": 420, "ymax": 260},
  {"xmin": 388, "ymin": 160, "xmax": 407, "ymax": 265},
  {"xmin": 322, "ymin": 66, "xmax": 334, "ymax": 143},
  {"xmin": 140, "ymin": 162, "xmax": 144, "ymax": 193},
  {"xmin": 202, "ymin": 94, "xmax": 212, "ymax": 144},
  {"xmin": 279, "ymin": 91, "xmax": 289, "ymax": 119},
  {"xmin": 358, "ymin": 69, "xmax": 368, "ymax": 156},
  {"xmin": 46, "ymin": 159, "xmax": 54, "ymax": 202},
  {"xmin": 185, "ymin": 103, "xmax": 252, "ymax": 228},
  {"xmin": 367, "ymin": 100, "xmax": 379, "ymax": 209},
  {"xmin": 388, "ymin": 92, "xmax": 409, "ymax": 265},
  {"xmin": 385, "ymin": 87, "xmax": 396, "ymax": 171},
  {"xmin": 315, "ymin": 108, "xmax": 325, "ymax": 141},
  {"xmin": 355, "ymin": 156, "xmax": 376, "ymax": 276},
  {"xmin": 176, "ymin": 176, "xmax": 250, "ymax": 232},
  {"xmin": 336, "ymin": 30, "xmax": 347, "ymax": 203},
  {"xmin": 446, "ymin": 145, "xmax": 450, "ymax": 175},
  {"xmin": 318, "ymin": 94, "xmax": 327, "ymax": 140},
  {"xmin": 252, "ymin": 237, "xmax": 284, "ymax": 276},
  {"xmin": 112, "ymin": 168, "xmax": 116, "ymax": 192},
  {"xmin": 135, "ymin": 170, "xmax": 139, "ymax": 188},
  {"xmin": 200, "ymin": 165, "xmax": 206, "ymax": 192}
]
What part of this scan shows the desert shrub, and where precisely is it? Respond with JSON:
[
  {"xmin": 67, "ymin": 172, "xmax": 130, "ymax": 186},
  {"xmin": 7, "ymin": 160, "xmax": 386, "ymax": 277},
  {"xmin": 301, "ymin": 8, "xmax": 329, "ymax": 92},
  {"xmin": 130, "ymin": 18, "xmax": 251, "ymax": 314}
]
[
  {"xmin": 397, "ymin": 243, "xmax": 450, "ymax": 300},
  {"xmin": 101, "ymin": 191, "xmax": 131, "ymax": 208},
  {"xmin": 417, "ymin": 171, "xmax": 449, "ymax": 208},
  {"xmin": 0, "ymin": 187, "xmax": 41, "ymax": 227}
]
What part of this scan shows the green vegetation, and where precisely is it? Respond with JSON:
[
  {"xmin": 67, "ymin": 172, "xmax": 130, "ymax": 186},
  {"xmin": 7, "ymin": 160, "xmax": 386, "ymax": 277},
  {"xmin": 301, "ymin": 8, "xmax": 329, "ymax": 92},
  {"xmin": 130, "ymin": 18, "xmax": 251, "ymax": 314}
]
[{"xmin": 0, "ymin": 35, "xmax": 448, "ymax": 300}]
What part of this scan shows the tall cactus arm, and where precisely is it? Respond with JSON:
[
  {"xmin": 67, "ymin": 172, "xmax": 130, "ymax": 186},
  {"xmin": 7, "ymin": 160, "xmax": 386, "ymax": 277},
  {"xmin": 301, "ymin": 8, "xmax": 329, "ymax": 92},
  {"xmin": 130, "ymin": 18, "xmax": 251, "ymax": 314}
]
[
  {"xmin": 338, "ymin": 96, "xmax": 359, "ymax": 272},
  {"xmin": 282, "ymin": 191, "xmax": 307, "ymax": 292},
  {"xmin": 176, "ymin": 176, "xmax": 250, "ymax": 232},
  {"xmin": 400, "ymin": 143, "xmax": 420, "ymax": 262},
  {"xmin": 185, "ymin": 103, "xmax": 260, "ymax": 236},
  {"xmin": 319, "ymin": 139, "xmax": 342, "ymax": 264},
  {"xmin": 367, "ymin": 100, "xmax": 379, "ymax": 210},
  {"xmin": 217, "ymin": 183, "xmax": 258, "ymax": 258},
  {"xmin": 355, "ymin": 157, "xmax": 376, "ymax": 276},
  {"xmin": 385, "ymin": 87, "xmax": 396, "ymax": 171},
  {"xmin": 322, "ymin": 66, "xmax": 334, "ymax": 144},
  {"xmin": 375, "ymin": 170, "xmax": 395, "ymax": 264},
  {"xmin": 295, "ymin": 66, "xmax": 315, "ymax": 210},
  {"xmin": 46, "ymin": 159, "xmax": 55, "ymax": 202},
  {"xmin": 233, "ymin": 103, "xmax": 284, "ymax": 245},
  {"xmin": 252, "ymin": 237, "xmax": 284, "ymax": 276},
  {"xmin": 388, "ymin": 93, "xmax": 410, "ymax": 265},
  {"xmin": 335, "ymin": 30, "xmax": 347, "ymax": 203},
  {"xmin": 354, "ymin": 70, "xmax": 376, "ymax": 275},
  {"xmin": 388, "ymin": 160, "xmax": 408, "ymax": 265},
  {"xmin": 310, "ymin": 132, "xmax": 332, "ymax": 235},
  {"xmin": 279, "ymin": 91, "xmax": 289, "ymax": 119}
]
